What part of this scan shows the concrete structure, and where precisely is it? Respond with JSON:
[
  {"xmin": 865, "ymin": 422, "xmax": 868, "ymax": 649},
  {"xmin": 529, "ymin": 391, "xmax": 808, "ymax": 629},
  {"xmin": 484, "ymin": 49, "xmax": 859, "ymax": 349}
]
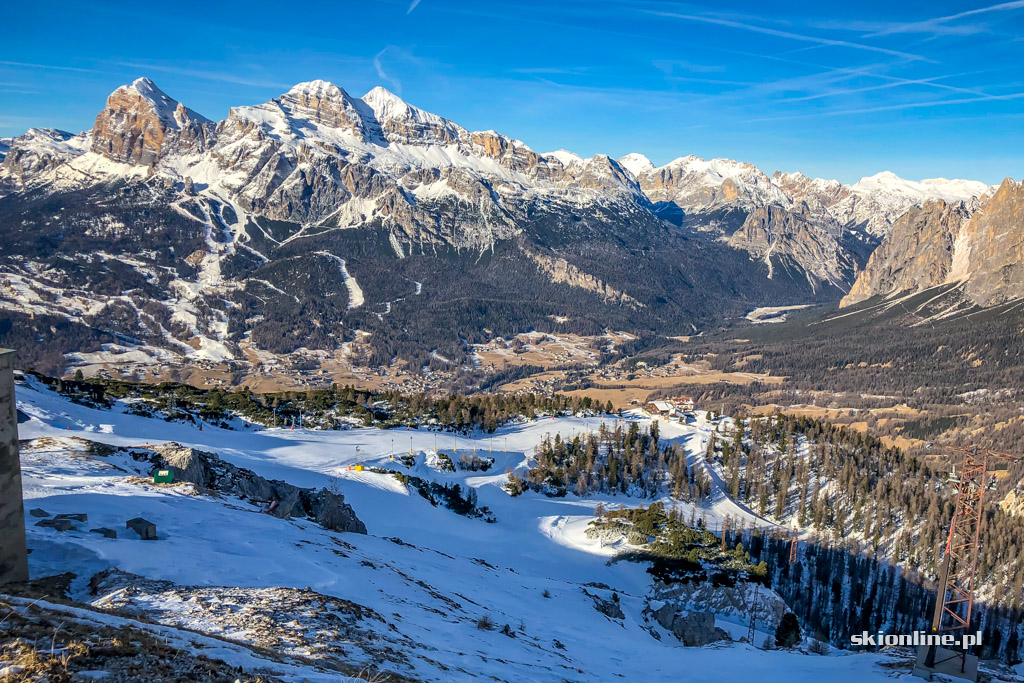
[{"xmin": 0, "ymin": 349, "xmax": 29, "ymax": 584}]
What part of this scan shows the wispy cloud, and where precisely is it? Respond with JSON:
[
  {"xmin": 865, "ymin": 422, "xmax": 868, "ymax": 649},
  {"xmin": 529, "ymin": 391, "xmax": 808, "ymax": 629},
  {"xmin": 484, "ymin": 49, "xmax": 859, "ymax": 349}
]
[
  {"xmin": 667, "ymin": 76, "xmax": 760, "ymax": 87},
  {"xmin": 825, "ymin": 91, "xmax": 1024, "ymax": 115},
  {"xmin": 407, "ymin": 0, "xmax": 422, "ymax": 14},
  {"xmin": 643, "ymin": 10, "xmax": 932, "ymax": 62},
  {"xmin": 777, "ymin": 74, "xmax": 984, "ymax": 103},
  {"xmin": 747, "ymin": 90, "xmax": 1024, "ymax": 122},
  {"xmin": 810, "ymin": 19, "xmax": 989, "ymax": 38},
  {"xmin": 373, "ymin": 48, "xmax": 402, "ymax": 94},
  {"xmin": 863, "ymin": 0, "xmax": 1024, "ymax": 37},
  {"xmin": 0, "ymin": 60, "xmax": 95, "ymax": 73},
  {"xmin": 510, "ymin": 67, "xmax": 588, "ymax": 75},
  {"xmin": 652, "ymin": 59, "xmax": 726, "ymax": 74},
  {"xmin": 713, "ymin": 50, "xmax": 992, "ymax": 99},
  {"xmin": 116, "ymin": 62, "xmax": 290, "ymax": 88}
]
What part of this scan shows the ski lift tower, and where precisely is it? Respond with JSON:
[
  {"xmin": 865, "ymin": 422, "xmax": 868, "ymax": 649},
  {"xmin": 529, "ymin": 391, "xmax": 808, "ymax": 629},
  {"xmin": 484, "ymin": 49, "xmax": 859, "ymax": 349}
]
[{"xmin": 913, "ymin": 445, "xmax": 1023, "ymax": 682}]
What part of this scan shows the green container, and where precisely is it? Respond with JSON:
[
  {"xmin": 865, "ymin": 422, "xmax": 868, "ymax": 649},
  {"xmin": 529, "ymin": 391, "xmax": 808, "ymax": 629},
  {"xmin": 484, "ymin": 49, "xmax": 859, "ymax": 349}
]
[{"xmin": 153, "ymin": 469, "xmax": 174, "ymax": 484}]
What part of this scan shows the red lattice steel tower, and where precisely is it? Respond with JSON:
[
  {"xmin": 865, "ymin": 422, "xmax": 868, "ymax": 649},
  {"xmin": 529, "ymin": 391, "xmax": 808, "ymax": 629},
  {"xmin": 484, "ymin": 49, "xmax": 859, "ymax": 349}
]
[{"xmin": 924, "ymin": 445, "xmax": 1023, "ymax": 673}]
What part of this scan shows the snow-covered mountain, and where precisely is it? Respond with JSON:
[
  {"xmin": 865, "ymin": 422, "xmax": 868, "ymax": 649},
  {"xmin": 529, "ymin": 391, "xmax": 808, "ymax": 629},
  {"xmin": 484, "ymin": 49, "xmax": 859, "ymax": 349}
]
[
  {"xmin": 2, "ymin": 78, "xmax": 991, "ymax": 253},
  {"xmin": 0, "ymin": 127, "xmax": 91, "ymax": 182},
  {"xmin": 621, "ymin": 154, "xmax": 993, "ymax": 237},
  {"xmin": 618, "ymin": 152, "xmax": 994, "ymax": 291},
  {"xmin": 0, "ymin": 77, "xmax": 1005, "ymax": 378}
]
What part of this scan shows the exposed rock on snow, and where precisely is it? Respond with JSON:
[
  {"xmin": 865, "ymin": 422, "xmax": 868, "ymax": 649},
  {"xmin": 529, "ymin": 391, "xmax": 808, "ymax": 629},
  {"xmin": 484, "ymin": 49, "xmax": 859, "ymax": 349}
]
[
  {"xmin": 0, "ymin": 128, "xmax": 90, "ymax": 182},
  {"xmin": 650, "ymin": 606, "xmax": 729, "ymax": 647},
  {"xmin": 150, "ymin": 442, "xmax": 367, "ymax": 534},
  {"xmin": 89, "ymin": 568, "xmax": 414, "ymax": 680},
  {"xmin": 584, "ymin": 588, "xmax": 625, "ymax": 620},
  {"xmin": 648, "ymin": 579, "xmax": 787, "ymax": 640}
]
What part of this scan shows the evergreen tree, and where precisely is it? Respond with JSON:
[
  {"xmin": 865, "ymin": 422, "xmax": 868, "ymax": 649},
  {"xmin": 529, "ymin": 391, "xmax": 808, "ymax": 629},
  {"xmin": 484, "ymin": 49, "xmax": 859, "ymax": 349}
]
[{"xmin": 775, "ymin": 612, "xmax": 802, "ymax": 648}]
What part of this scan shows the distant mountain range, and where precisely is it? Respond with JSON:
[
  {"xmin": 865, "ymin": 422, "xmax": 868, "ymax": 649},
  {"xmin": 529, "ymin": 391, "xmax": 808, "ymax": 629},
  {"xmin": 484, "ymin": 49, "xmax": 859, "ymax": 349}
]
[{"xmin": 0, "ymin": 78, "xmax": 1013, "ymax": 376}]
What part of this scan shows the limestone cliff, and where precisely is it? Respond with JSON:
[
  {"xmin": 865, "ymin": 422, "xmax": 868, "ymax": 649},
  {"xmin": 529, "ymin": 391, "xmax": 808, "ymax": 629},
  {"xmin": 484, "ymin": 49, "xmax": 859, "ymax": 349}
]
[
  {"xmin": 91, "ymin": 78, "xmax": 211, "ymax": 166},
  {"xmin": 841, "ymin": 178, "xmax": 1023, "ymax": 308},
  {"xmin": 840, "ymin": 200, "xmax": 973, "ymax": 307},
  {"xmin": 960, "ymin": 178, "xmax": 1024, "ymax": 306},
  {"xmin": 729, "ymin": 202, "xmax": 848, "ymax": 289},
  {"xmin": 525, "ymin": 247, "xmax": 643, "ymax": 309}
]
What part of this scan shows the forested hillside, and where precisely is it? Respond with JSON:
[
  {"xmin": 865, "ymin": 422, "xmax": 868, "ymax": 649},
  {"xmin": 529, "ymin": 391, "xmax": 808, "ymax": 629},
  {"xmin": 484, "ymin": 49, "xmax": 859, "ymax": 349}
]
[{"xmin": 513, "ymin": 411, "xmax": 1024, "ymax": 662}]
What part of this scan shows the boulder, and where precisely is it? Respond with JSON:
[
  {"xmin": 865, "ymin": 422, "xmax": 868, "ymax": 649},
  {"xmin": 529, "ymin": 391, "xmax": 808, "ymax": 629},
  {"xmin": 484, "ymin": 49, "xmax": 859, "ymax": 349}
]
[
  {"xmin": 653, "ymin": 606, "xmax": 726, "ymax": 647},
  {"xmin": 28, "ymin": 508, "xmax": 50, "ymax": 518},
  {"xmin": 36, "ymin": 519, "xmax": 74, "ymax": 531},
  {"xmin": 308, "ymin": 489, "xmax": 367, "ymax": 534},
  {"xmin": 126, "ymin": 517, "xmax": 157, "ymax": 540},
  {"xmin": 153, "ymin": 442, "xmax": 216, "ymax": 487},
  {"xmin": 90, "ymin": 527, "xmax": 117, "ymax": 539},
  {"xmin": 55, "ymin": 513, "xmax": 88, "ymax": 522},
  {"xmin": 584, "ymin": 590, "xmax": 624, "ymax": 620}
]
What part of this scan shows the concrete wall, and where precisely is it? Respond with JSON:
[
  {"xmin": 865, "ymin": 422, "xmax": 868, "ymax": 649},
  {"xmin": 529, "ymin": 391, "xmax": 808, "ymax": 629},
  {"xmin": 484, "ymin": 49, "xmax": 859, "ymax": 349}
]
[{"xmin": 0, "ymin": 349, "xmax": 28, "ymax": 584}]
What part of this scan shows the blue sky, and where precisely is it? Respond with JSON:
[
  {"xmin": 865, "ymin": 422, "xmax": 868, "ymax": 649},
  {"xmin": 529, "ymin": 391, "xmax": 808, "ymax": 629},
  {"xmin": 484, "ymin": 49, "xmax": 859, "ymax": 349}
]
[{"xmin": 2, "ymin": 0, "xmax": 1023, "ymax": 184}]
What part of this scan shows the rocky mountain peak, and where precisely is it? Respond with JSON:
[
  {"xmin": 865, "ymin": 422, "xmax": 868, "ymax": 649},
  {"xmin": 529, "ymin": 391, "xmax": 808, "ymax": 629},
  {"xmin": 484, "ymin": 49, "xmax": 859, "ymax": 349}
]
[
  {"xmin": 362, "ymin": 86, "xmax": 426, "ymax": 121},
  {"xmin": 361, "ymin": 86, "xmax": 462, "ymax": 145},
  {"xmin": 850, "ymin": 171, "xmax": 993, "ymax": 204},
  {"xmin": 91, "ymin": 78, "xmax": 210, "ymax": 166},
  {"xmin": 1, "ymin": 127, "xmax": 90, "ymax": 181},
  {"xmin": 272, "ymin": 79, "xmax": 376, "ymax": 140},
  {"xmin": 837, "ymin": 176, "xmax": 1024, "ymax": 311},
  {"xmin": 619, "ymin": 153, "xmax": 655, "ymax": 178},
  {"xmin": 958, "ymin": 177, "xmax": 1024, "ymax": 306},
  {"xmin": 287, "ymin": 79, "xmax": 345, "ymax": 98},
  {"xmin": 840, "ymin": 198, "xmax": 973, "ymax": 307}
]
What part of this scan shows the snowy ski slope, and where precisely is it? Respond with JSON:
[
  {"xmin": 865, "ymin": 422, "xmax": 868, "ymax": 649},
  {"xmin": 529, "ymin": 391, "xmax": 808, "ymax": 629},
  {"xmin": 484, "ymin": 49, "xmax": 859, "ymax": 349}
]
[{"xmin": 11, "ymin": 378, "xmax": 940, "ymax": 681}]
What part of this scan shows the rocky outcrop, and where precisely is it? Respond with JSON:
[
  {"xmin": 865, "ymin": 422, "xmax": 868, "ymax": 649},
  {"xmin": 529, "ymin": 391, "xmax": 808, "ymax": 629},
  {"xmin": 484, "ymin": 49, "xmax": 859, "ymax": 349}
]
[
  {"xmin": 151, "ymin": 442, "xmax": 366, "ymax": 534},
  {"xmin": 842, "ymin": 178, "xmax": 1023, "ymax": 309},
  {"xmin": 729, "ymin": 203, "xmax": 848, "ymax": 288},
  {"xmin": 650, "ymin": 606, "xmax": 729, "ymax": 646},
  {"xmin": 583, "ymin": 589, "xmax": 625, "ymax": 620},
  {"xmin": 525, "ymin": 247, "xmax": 643, "ymax": 309},
  {"xmin": 840, "ymin": 199, "xmax": 973, "ymax": 307},
  {"xmin": 647, "ymin": 579, "xmax": 787, "ymax": 640},
  {"xmin": 91, "ymin": 78, "xmax": 212, "ymax": 166},
  {"xmin": 0, "ymin": 128, "xmax": 90, "ymax": 183},
  {"xmin": 998, "ymin": 489, "xmax": 1024, "ymax": 518},
  {"xmin": 959, "ymin": 178, "xmax": 1024, "ymax": 306}
]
